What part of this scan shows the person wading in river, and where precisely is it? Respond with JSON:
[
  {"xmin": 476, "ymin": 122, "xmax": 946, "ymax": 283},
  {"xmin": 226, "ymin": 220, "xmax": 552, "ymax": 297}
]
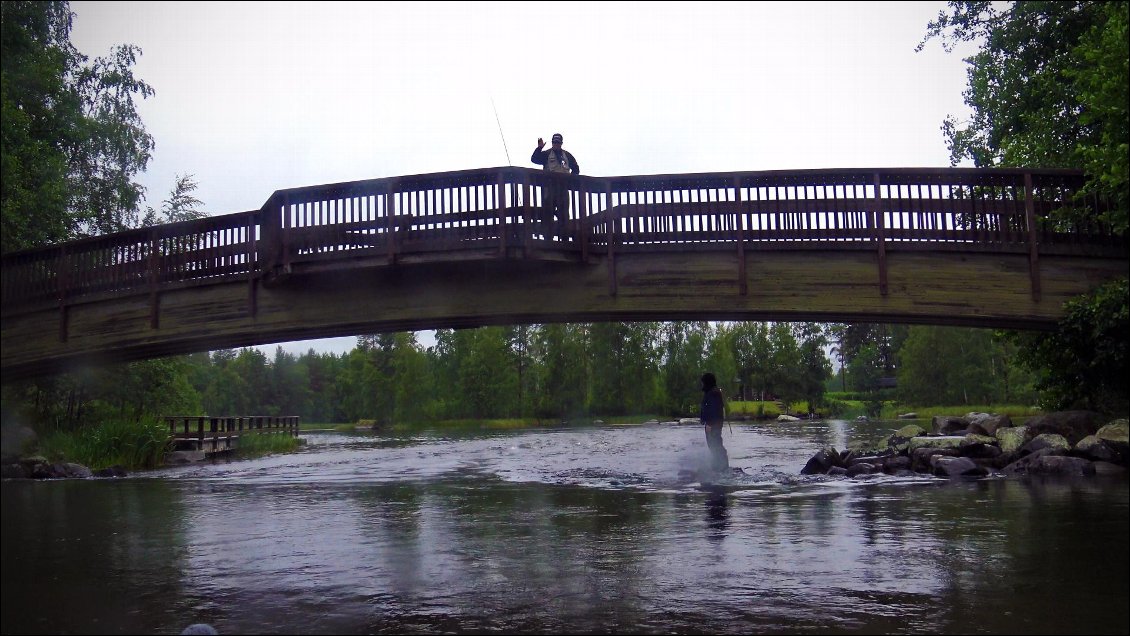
[{"xmin": 700, "ymin": 372, "xmax": 729, "ymax": 472}]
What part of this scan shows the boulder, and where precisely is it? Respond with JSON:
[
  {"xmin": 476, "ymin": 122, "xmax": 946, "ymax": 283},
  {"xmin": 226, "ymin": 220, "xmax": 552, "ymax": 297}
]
[
  {"xmin": 846, "ymin": 462, "xmax": 877, "ymax": 477},
  {"xmin": 932, "ymin": 455, "xmax": 988, "ymax": 478},
  {"xmin": 61, "ymin": 463, "xmax": 93, "ymax": 478},
  {"xmin": 1024, "ymin": 411, "xmax": 1105, "ymax": 446},
  {"xmin": 961, "ymin": 433, "xmax": 997, "ymax": 447},
  {"xmin": 911, "ymin": 447, "xmax": 958, "ymax": 472},
  {"xmin": 801, "ymin": 447, "xmax": 841, "ymax": 475},
  {"xmin": 907, "ymin": 436, "xmax": 965, "ymax": 453},
  {"xmin": 1026, "ymin": 455, "xmax": 1097, "ymax": 477},
  {"xmin": 94, "ymin": 465, "xmax": 128, "ymax": 478},
  {"xmin": 996, "ymin": 426, "xmax": 1032, "ymax": 455},
  {"xmin": 827, "ymin": 466, "xmax": 849, "ymax": 477},
  {"xmin": 932, "ymin": 416, "xmax": 968, "ymax": 436},
  {"xmin": 778, "ymin": 415, "xmax": 801, "ymax": 422},
  {"xmin": 1095, "ymin": 419, "xmax": 1128, "ymax": 460},
  {"xmin": 1021, "ymin": 433, "xmax": 1071, "ymax": 457},
  {"xmin": 968, "ymin": 414, "xmax": 1013, "ymax": 437},
  {"xmin": 887, "ymin": 424, "xmax": 927, "ymax": 453},
  {"xmin": 897, "ymin": 413, "xmax": 919, "ymax": 420},
  {"xmin": 883, "ymin": 456, "xmax": 911, "ymax": 474},
  {"xmin": 1074, "ymin": 435, "xmax": 1118, "ymax": 463},
  {"xmin": 960, "ymin": 443, "xmax": 1003, "ymax": 460},
  {"xmin": 1003, "ymin": 447, "xmax": 1080, "ymax": 478}
]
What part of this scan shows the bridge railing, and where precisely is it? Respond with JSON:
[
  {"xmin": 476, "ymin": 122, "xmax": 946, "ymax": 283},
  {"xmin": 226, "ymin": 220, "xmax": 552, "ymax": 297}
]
[
  {"xmin": 2, "ymin": 211, "xmax": 260, "ymax": 309},
  {"xmin": 582, "ymin": 168, "xmax": 1119, "ymax": 253},
  {"xmin": 166, "ymin": 415, "xmax": 299, "ymax": 452},
  {"xmin": 3, "ymin": 167, "xmax": 1124, "ymax": 311}
]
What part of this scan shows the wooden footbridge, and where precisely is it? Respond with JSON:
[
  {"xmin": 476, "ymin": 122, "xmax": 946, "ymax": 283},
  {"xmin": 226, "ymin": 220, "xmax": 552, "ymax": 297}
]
[
  {"xmin": 166, "ymin": 415, "xmax": 299, "ymax": 455},
  {"xmin": 2, "ymin": 166, "xmax": 1126, "ymax": 379}
]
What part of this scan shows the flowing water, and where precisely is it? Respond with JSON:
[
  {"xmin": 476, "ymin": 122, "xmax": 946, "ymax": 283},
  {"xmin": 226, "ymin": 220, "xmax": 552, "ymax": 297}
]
[{"xmin": 2, "ymin": 420, "xmax": 1127, "ymax": 635}]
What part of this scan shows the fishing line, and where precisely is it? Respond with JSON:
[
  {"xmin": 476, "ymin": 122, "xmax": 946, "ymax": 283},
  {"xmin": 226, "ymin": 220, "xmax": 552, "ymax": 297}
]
[{"xmin": 490, "ymin": 96, "xmax": 512, "ymax": 166}]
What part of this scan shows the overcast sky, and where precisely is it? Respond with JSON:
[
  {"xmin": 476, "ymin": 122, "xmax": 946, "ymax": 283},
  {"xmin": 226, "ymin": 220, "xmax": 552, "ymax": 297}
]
[{"xmin": 68, "ymin": 1, "xmax": 978, "ymax": 357}]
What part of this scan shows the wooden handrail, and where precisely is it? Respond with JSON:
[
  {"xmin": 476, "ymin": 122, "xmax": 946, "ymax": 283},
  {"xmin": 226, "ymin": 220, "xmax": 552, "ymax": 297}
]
[{"xmin": 3, "ymin": 166, "xmax": 1123, "ymax": 311}]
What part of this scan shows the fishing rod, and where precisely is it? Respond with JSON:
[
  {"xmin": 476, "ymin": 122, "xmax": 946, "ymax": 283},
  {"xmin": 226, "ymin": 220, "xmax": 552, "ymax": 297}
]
[{"xmin": 490, "ymin": 96, "xmax": 512, "ymax": 166}]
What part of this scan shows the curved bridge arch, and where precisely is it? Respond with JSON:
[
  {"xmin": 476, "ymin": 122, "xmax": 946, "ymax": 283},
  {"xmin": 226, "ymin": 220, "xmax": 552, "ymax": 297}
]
[{"xmin": 2, "ymin": 166, "xmax": 1126, "ymax": 379}]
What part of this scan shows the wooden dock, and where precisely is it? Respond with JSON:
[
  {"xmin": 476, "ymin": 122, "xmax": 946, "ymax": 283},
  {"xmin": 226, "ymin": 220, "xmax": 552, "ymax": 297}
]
[{"xmin": 166, "ymin": 415, "xmax": 299, "ymax": 455}]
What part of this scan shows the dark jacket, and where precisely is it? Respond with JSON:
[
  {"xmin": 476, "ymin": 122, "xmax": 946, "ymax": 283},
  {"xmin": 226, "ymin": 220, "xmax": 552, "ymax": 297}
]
[
  {"xmin": 701, "ymin": 387, "xmax": 724, "ymax": 423},
  {"xmin": 530, "ymin": 147, "xmax": 580, "ymax": 175}
]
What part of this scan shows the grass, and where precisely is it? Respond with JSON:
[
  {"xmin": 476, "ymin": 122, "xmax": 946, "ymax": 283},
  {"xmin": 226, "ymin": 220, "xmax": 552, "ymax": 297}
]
[
  {"xmin": 728, "ymin": 401, "xmax": 792, "ymax": 419},
  {"xmin": 234, "ymin": 432, "xmax": 302, "ymax": 458},
  {"xmin": 38, "ymin": 419, "xmax": 172, "ymax": 471}
]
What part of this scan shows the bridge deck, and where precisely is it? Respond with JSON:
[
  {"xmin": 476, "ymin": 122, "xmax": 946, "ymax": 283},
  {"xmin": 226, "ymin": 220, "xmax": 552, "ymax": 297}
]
[{"xmin": 2, "ymin": 166, "xmax": 1125, "ymax": 379}]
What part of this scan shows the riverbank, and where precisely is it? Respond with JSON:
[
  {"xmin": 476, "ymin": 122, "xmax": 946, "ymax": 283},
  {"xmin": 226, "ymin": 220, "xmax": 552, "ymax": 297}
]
[{"xmin": 801, "ymin": 411, "xmax": 1128, "ymax": 479}]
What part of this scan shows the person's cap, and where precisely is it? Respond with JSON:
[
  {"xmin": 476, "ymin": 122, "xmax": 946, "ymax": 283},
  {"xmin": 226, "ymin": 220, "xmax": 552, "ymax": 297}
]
[{"xmin": 551, "ymin": 133, "xmax": 563, "ymax": 143}]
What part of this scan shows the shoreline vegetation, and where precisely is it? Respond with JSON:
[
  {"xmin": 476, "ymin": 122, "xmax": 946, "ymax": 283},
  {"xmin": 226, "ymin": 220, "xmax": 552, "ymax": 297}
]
[{"xmin": 3, "ymin": 400, "xmax": 1112, "ymax": 477}]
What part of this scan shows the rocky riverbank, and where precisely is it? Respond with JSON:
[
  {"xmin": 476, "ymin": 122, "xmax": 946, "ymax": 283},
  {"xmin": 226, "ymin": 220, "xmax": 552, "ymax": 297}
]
[{"xmin": 801, "ymin": 411, "xmax": 1128, "ymax": 479}]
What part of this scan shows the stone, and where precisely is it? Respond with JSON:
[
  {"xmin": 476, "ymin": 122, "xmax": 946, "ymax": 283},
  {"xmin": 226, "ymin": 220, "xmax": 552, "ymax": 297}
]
[
  {"xmin": 907, "ymin": 436, "xmax": 965, "ymax": 453},
  {"xmin": 961, "ymin": 433, "xmax": 997, "ymax": 447},
  {"xmin": 897, "ymin": 413, "xmax": 919, "ymax": 420},
  {"xmin": 801, "ymin": 447, "xmax": 840, "ymax": 475},
  {"xmin": 94, "ymin": 465, "xmax": 128, "ymax": 478},
  {"xmin": 911, "ymin": 447, "xmax": 958, "ymax": 472},
  {"xmin": 996, "ymin": 426, "xmax": 1032, "ymax": 455},
  {"xmin": 1027, "ymin": 455, "xmax": 1096, "ymax": 477},
  {"xmin": 61, "ymin": 463, "xmax": 92, "ymax": 478},
  {"xmin": 887, "ymin": 424, "xmax": 928, "ymax": 453},
  {"xmin": 1024, "ymin": 411, "xmax": 1105, "ymax": 446},
  {"xmin": 846, "ymin": 462, "xmax": 876, "ymax": 477},
  {"xmin": 932, "ymin": 416, "xmax": 968, "ymax": 436},
  {"xmin": 1095, "ymin": 419, "xmax": 1128, "ymax": 460},
  {"xmin": 1021, "ymin": 433, "xmax": 1071, "ymax": 456},
  {"xmin": 883, "ymin": 456, "xmax": 911, "ymax": 473},
  {"xmin": 932, "ymin": 456, "xmax": 988, "ymax": 478},
  {"xmin": 778, "ymin": 415, "xmax": 801, "ymax": 422},
  {"xmin": 960, "ymin": 443, "xmax": 1002, "ymax": 460},
  {"xmin": 827, "ymin": 466, "xmax": 849, "ymax": 477},
  {"xmin": 1074, "ymin": 436, "xmax": 1118, "ymax": 463},
  {"xmin": 968, "ymin": 414, "xmax": 1013, "ymax": 437}
]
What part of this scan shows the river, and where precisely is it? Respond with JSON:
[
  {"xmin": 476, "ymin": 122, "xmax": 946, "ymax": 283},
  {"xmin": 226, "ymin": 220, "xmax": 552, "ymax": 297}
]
[{"xmin": 2, "ymin": 419, "xmax": 1127, "ymax": 635}]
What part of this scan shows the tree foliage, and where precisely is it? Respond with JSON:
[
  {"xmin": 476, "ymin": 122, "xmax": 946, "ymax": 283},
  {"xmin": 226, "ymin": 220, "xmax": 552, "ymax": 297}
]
[
  {"xmin": 2, "ymin": 0, "xmax": 156, "ymax": 253},
  {"xmin": 920, "ymin": 1, "xmax": 1128, "ymax": 231},
  {"xmin": 1007, "ymin": 279, "xmax": 1128, "ymax": 414}
]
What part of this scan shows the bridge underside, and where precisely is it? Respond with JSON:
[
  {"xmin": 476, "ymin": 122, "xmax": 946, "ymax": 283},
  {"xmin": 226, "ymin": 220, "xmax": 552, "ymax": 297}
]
[{"xmin": 2, "ymin": 248, "xmax": 1122, "ymax": 379}]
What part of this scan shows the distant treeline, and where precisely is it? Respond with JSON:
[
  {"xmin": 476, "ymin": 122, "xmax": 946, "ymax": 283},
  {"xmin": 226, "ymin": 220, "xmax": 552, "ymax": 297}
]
[{"xmin": 3, "ymin": 322, "xmax": 1046, "ymax": 431}]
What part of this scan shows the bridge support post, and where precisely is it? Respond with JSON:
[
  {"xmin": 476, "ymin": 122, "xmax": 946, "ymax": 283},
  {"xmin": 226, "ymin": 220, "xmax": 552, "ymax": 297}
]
[
  {"xmin": 148, "ymin": 231, "xmax": 160, "ymax": 329},
  {"xmin": 606, "ymin": 183, "xmax": 617, "ymax": 297},
  {"xmin": 57, "ymin": 244, "xmax": 69, "ymax": 342},
  {"xmin": 247, "ymin": 213, "xmax": 258, "ymax": 318},
  {"xmin": 497, "ymin": 173, "xmax": 507, "ymax": 257},
  {"xmin": 733, "ymin": 177, "xmax": 747, "ymax": 296},
  {"xmin": 523, "ymin": 177, "xmax": 532, "ymax": 259},
  {"xmin": 386, "ymin": 181, "xmax": 398, "ymax": 265},
  {"xmin": 872, "ymin": 172, "xmax": 889, "ymax": 296},
  {"xmin": 1024, "ymin": 172, "xmax": 1041, "ymax": 302}
]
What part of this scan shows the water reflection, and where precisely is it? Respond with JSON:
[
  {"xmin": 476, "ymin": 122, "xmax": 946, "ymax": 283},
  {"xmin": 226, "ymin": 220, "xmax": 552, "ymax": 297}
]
[
  {"xmin": 704, "ymin": 490, "xmax": 729, "ymax": 537},
  {"xmin": 2, "ymin": 423, "xmax": 1127, "ymax": 635}
]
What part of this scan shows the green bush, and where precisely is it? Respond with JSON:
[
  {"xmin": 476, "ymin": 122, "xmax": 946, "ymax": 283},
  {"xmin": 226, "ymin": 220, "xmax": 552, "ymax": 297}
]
[{"xmin": 39, "ymin": 419, "xmax": 172, "ymax": 470}]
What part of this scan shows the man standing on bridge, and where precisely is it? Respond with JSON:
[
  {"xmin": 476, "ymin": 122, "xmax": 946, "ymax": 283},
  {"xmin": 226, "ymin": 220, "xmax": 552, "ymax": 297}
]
[{"xmin": 530, "ymin": 133, "xmax": 580, "ymax": 240}]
